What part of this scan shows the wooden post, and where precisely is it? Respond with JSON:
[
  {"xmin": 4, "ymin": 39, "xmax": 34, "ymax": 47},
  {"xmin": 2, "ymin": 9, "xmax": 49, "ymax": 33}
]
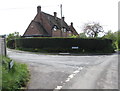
[
  {"xmin": 3, "ymin": 35, "xmax": 7, "ymax": 56},
  {"xmin": 0, "ymin": 35, "xmax": 7, "ymax": 56}
]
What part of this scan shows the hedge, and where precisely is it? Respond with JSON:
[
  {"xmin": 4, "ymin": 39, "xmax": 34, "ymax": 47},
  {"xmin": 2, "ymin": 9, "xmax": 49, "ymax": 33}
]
[
  {"xmin": 7, "ymin": 38, "xmax": 114, "ymax": 53},
  {"xmin": 118, "ymin": 34, "xmax": 120, "ymax": 50},
  {"xmin": 7, "ymin": 40, "xmax": 15, "ymax": 49}
]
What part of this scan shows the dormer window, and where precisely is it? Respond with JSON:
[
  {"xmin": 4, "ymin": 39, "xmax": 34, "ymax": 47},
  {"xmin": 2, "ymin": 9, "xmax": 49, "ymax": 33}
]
[
  {"xmin": 62, "ymin": 27, "xmax": 66, "ymax": 32},
  {"xmin": 63, "ymin": 28, "xmax": 66, "ymax": 32},
  {"xmin": 53, "ymin": 25, "xmax": 57, "ymax": 31},
  {"xmin": 68, "ymin": 31, "xmax": 71, "ymax": 33}
]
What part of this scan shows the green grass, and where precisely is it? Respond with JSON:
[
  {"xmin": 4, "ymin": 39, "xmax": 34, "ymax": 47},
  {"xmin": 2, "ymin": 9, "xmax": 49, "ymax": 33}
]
[{"xmin": 0, "ymin": 56, "xmax": 29, "ymax": 91}]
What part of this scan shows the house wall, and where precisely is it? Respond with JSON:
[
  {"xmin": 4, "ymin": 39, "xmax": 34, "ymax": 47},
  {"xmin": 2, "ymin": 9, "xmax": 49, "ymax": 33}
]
[
  {"xmin": 67, "ymin": 31, "xmax": 72, "ymax": 37},
  {"xmin": 52, "ymin": 30, "xmax": 73, "ymax": 37},
  {"xmin": 52, "ymin": 29, "xmax": 61, "ymax": 37},
  {"xmin": 62, "ymin": 32, "xmax": 67, "ymax": 37}
]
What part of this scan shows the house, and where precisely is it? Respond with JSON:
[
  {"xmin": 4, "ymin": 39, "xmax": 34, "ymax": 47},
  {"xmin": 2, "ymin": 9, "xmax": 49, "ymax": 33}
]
[{"xmin": 23, "ymin": 6, "xmax": 79, "ymax": 37}]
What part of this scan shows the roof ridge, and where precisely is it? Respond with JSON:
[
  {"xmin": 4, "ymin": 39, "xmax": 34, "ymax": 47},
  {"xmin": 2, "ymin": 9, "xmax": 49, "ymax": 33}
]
[{"xmin": 41, "ymin": 11, "xmax": 70, "ymax": 31}]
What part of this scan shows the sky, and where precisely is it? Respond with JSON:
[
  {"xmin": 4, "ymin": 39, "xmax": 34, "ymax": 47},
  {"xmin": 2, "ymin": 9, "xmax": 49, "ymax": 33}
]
[{"xmin": 0, "ymin": 0, "xmax": 119, "ymax": 35}]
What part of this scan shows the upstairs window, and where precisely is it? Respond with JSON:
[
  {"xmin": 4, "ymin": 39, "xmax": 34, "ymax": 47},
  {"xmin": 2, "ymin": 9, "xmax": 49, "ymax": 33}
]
[
  {"xmin": 68, "ymin": 31, "xmax": 71, "ymax": 33},
  {"xmin": 53, "ymin": 25, "xmax": 57, "ymax": 31},
  {"xmin": 62, "ymin": 27, "xmax": 66, "ymax": 32}
]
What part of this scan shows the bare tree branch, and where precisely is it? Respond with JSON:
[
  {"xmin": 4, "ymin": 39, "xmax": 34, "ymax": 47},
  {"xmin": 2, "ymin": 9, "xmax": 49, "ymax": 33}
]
[{"xmin": 83, "ymin": 22, "xmax": 104, "ymax": 37}]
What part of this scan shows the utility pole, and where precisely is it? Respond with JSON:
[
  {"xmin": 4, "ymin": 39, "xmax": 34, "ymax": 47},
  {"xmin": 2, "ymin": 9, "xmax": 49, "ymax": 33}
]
[
  {"xmin": 60, "ymin": 4, "xmax": 62, "ymax": 21},
  {"xmin": 60, "ymin": 4, "xmax": 63, "ymax": 37}
]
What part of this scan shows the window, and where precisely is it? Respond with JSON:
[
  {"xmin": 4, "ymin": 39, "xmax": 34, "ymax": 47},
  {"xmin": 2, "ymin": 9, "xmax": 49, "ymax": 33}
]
[
  {"xmin": 62, "ymin": 28, "xmax": 66, "ymax": 32},
  {"xmin": 63, "ymin": 28, "xmax": 66, "ymax": 32},
  {"xmin": 68, "ymin": 31, "xmax": 71, "ymax": 33},
  {"xmin": 53, "ymin": 25, "xmax": 57, "ymax": 31}
]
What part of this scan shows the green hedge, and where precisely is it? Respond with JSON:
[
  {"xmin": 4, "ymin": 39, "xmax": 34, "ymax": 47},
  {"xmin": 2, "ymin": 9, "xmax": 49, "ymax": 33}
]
[
  {"xmin": 7, "ymin": 40, "xmax": 15, "ymax": 49},
  {"xmin": 7, "ymin": 38, "xmax": 114, "ymax": 53}
]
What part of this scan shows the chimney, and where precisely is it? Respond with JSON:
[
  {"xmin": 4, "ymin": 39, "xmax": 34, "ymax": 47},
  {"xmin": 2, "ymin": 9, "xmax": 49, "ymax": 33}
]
[
  {"xmin": 71, "ymin": 22, "xmax": 73, "ymax": 26},
  {"xmin": 37, "ymin": 6, "xmax": 41, "ymax": 13},
  {"xmin": 62, "ymin": 17, "xmax": 65, "ymax": 21},
  {"xmin": 54, "ymin": 12, "xmax": 57, "ymax": 19}
]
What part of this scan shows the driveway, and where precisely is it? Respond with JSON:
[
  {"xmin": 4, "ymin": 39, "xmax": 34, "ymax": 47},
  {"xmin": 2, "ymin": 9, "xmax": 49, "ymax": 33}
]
[{"xmin": 7, "ymin": 49, "xmax": 118, "ymax": 90}]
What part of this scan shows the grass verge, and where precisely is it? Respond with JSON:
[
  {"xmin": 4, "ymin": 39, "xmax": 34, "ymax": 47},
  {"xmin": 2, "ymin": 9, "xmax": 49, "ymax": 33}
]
[{"xmin": 1, "ymin": 55, "xmax": 29, "ymax": 91}]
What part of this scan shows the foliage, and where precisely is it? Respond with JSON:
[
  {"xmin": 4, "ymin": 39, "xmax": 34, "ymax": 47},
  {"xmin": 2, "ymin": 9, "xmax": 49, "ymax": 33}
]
[
  {"xmin": 83, "ymin": 22, "xmax": 104, "ymax": 38},
  {"xmin": 1, "ymin": 56, "xmax": 29, "ymax": 91},
  {"xmin": 8, "ymin": 38, "xmax": 115, "ymax": 53},
  {"xmin": 6, "ymin": 32, "xmax": 20, "ymax": 42},
  {"xmin": 103, "ymin": 30, "xmax": 117, "ymax": 41},
  {"xmin": 79, "ymin": 33, "xmax": 87, "ymax": 38},
  {"xmin": 69, "ymin": 35, "xmax": 78, "ymax": 38},
  {"xmin": 7, "ymin": 40, "xmax": 15, "ymax": 49},
  {"xmin": 117, "ymin": 30, "xmax": 120, "ymax": 50},
  {"xmin": 103, "ymin": 30, "xmax": 118, "ymax": 50}
]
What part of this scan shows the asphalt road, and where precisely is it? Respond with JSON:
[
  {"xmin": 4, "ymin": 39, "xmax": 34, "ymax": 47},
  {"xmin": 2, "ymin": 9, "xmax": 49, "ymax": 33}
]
[{"xmin": 7, "ymin": 49, "xmax": 118, "ymax": 90}]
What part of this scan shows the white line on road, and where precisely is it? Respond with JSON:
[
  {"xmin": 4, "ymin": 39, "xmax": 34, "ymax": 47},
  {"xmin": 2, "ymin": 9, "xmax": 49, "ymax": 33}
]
[{"xmin": 54, "ymin": 67, "xmax": 83, "ymax": 91}]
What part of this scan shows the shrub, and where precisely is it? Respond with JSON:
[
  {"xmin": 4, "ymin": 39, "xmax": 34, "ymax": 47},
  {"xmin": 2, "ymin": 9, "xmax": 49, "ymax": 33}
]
[
  {"xmin": 11, "ymin": 38, "xmax": 115, "ymax": 53},
  {"xmin": 118, "ymin": 31, "xmax": 120, "ymax": 50}
]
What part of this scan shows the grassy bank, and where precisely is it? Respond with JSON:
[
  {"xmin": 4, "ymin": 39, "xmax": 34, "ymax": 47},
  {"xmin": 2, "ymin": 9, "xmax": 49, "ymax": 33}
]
[{"xmin": 1, "ymin": 56, "xmax": 29, "ymax": 91}]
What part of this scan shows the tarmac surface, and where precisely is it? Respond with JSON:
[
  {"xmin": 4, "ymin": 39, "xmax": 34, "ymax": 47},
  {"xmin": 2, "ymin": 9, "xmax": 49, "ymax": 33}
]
[{"xmin": 7, "ymin": 49, "xmax": 118, "ymax": 90}]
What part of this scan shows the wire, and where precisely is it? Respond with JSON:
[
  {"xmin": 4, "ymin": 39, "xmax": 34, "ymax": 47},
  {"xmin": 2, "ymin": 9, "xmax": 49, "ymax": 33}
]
[{"xmin": 0, "ymin": 5, "xmax": 60, "ymax": 11}]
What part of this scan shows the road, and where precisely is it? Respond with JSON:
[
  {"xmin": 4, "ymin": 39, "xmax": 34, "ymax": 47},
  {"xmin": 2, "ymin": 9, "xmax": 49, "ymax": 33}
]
[{"xmin": 7, "ymin": 49, "xmax": 118, "ymax": 90}]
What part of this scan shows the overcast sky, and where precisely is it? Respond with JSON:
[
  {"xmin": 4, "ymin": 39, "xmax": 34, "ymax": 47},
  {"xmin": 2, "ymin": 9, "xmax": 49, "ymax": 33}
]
[{"xmin": 0, "ymin": 0, "xmax": 119, "ymax": 35}]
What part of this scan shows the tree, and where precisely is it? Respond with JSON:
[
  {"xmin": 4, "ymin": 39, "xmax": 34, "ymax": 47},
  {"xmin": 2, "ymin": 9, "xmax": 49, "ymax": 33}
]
[
  {"xmin": 79, "ymin": 32, "xmax": 87, "ymax": 38},
  {"xmin": 103, "ymin": 30, "xmax": 117, "ymax": 41},
  {"xmin": 7, "ymin": 32, "xmax": 20, "ymax": 42},
  {"xmin": 83, "ymin": 22, "xmax": 104, "ymax": 38},
  {"xmin": 117, "ymin": 30, "xmax": 120, "ymax": 50},
  {"xmin": 103, "ymin": 30, "xmax": 118, "ymax": 50}
]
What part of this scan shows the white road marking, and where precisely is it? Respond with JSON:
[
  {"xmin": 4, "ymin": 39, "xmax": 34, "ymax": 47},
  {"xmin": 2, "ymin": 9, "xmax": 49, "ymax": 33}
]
[
  {"xmin": 54, "ymin": 67, "xmax": 83, "ymax": 90},
  {"xmin": 65, "ymin": 78, "xmax": 70, "ymax": 82},
  {"xmin": 68, "ymin": 74, "xmax": 75, "ymax": 78},
  {"xmin": 73, "ymin": 70, "xmax": 79, "ymax": 74},
  {"xmin": 54, "ymin": 86, "xmax": 62, "ymax": 90}
]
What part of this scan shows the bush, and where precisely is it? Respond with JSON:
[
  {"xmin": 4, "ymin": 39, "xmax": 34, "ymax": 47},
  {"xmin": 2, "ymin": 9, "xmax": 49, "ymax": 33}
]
[
  {"xmin": 103, "ymin": 30, "xmax": 119, "ymax": 50},
  {"xmin": 10, "ymin": 37, "xmax": 114, "ymax": 53},
  {"xmin": 118, "ymin": 31, "xmax": 120, "ymax": 50},
  {"xmin": 1, "ymin": 56, "xmax": 29, "ymax": 91}
]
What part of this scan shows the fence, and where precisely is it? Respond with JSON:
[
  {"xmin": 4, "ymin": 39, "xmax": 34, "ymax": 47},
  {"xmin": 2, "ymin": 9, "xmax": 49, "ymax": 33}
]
[{"xmin": 0, "ymin": 35, "xmax": 7, "ymax": 56}]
